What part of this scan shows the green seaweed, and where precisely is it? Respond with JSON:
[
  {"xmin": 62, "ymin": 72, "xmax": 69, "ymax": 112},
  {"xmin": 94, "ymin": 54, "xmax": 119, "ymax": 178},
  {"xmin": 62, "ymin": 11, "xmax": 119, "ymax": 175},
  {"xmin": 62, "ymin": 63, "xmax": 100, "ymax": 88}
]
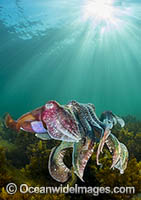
[{"xmin": 0, "ymin": 116, "xmax": 141, "ymax": 200}]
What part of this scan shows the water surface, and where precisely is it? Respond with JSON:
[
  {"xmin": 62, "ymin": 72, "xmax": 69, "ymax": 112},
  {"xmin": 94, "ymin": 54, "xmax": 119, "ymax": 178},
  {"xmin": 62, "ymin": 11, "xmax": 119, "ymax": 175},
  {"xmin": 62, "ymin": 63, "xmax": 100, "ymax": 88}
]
[{"xmin": 0, "ymin": 0, "xmax": 141, "ymax": 119}]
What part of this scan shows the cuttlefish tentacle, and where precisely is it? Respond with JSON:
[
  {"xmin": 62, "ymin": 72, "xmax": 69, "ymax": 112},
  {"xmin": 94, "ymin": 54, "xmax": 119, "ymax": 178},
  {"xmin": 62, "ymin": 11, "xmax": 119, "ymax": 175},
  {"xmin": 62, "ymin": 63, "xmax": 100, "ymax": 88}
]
[{"xmin": 48, "ymin": 141, "xmax": 73, "ymax": 183}]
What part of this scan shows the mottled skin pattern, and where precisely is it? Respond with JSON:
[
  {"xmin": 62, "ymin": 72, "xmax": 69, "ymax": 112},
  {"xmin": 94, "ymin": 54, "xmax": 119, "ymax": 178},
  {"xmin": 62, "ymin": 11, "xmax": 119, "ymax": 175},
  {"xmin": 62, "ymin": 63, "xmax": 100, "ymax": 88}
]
[
  {"xmin": 5, "ymin": 100, "xmax": 129, "ymax": 182},
  {"xmin": 41, "ymin": 101, "xmax": 81, "ymax": 142},
  {"xmin": 67, "ymin": 100, "xmax": 105, "ymax": 140},
  {"xmin": 67, "ymin": 101, "xmax": 111, "ymax": 167}
]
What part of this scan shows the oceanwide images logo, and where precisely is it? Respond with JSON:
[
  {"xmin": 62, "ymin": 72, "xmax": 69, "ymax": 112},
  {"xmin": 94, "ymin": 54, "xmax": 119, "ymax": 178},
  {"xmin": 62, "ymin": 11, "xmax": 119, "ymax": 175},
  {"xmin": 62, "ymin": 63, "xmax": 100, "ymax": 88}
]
[
  {"xmin": 6, "ymin": 183, "xmax": 17, "ymax": 194},
  {"xmin": 5, "ymin": 183, "xmax": 135, "ymax": 196}
]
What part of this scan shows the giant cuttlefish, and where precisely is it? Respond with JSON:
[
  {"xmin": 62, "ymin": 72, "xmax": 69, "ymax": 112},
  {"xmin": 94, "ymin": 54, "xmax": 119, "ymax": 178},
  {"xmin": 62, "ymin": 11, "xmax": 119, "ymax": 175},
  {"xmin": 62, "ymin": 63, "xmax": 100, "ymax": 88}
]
[{"xmin": 5, "ymin": 100, "xmax": 129, "ymax": 182}]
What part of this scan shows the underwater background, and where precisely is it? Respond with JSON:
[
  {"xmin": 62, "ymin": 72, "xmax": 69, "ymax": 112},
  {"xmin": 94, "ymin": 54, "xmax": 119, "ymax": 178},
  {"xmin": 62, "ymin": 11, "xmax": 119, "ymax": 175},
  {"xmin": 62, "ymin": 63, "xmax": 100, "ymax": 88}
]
[
  {"xmin": 0, "ymin": 0, "xmax": 141, "ymax": 119},
  {"xmin": 0, "ymin": 0, "xmax": 141, "ymax": 200}
]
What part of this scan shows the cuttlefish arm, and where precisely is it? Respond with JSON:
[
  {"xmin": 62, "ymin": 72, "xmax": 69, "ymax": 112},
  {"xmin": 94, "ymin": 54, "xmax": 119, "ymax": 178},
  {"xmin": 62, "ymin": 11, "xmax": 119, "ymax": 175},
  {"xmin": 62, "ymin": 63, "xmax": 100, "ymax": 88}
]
[
  {"xmin": 72, "ymin": 137, "xmax": 94, "ymax": 181},
  {"xmin": 105, "ymin": 133, "xmax": 121, "ymax": 169},
  {"xmin": 113, "ymin": 143, "xmax": 128, "ymax": 174},
  {"xmin": 100, "ymin": 111, "xmax": 125, "ymax": 128},
  {"xmin": 67, "ymin": 101, "xmax": 104, "ymax": 139},
  {"xmin": 112, "ymin": 114, "xmax": 125, "ymax": 128},
  {"xmin": 97, "ymin": 133, "xmax": 129, "ymax": 174},
  {"xmin": 48, "ymin": 137, "xmax": 94, "ymax": 182},
  {"xmin": 97, "ymin": 111, "xmax": 125, "ymax": 166},
  {"xmin": 48, "ymin": 141, "xmax": 73, "ymax": 183},
  {"xmin": 96, "ymin": 129, "xmax": 111, "ymax": 165}
]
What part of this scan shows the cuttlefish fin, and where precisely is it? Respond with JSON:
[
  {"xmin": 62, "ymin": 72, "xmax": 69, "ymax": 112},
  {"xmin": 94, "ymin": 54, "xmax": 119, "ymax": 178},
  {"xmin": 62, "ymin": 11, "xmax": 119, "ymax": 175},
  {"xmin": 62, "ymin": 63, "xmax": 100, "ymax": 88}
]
[
  {"xmin": 5, "ymin": 113, "xmax": 18, "ymax": 131},
  {"xmin": 5, "ymin": 112, "xmax": 38, "ymax": 132},
  {"xmin": 5, "ymin": 105, "xmax": 43, "ymax": 132},
  {"xmin": 48, "ymin": 141, "xmax": 73, "ymax": 183}
]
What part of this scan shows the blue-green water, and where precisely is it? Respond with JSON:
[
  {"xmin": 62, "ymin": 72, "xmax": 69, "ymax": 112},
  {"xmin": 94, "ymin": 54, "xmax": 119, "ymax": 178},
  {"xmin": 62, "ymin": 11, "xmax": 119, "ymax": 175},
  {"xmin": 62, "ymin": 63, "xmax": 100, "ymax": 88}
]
[{"xmin": 0, "ymin": 0, "xmax": 141, "ymax": 119}]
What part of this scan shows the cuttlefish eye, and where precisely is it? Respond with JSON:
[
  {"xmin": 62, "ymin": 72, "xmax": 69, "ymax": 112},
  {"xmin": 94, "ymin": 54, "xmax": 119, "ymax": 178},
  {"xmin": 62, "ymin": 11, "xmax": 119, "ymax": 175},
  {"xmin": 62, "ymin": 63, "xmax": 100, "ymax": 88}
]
[{"xmin": 45, "ymin": 103, "xmax": 54, "ymax": 109}]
